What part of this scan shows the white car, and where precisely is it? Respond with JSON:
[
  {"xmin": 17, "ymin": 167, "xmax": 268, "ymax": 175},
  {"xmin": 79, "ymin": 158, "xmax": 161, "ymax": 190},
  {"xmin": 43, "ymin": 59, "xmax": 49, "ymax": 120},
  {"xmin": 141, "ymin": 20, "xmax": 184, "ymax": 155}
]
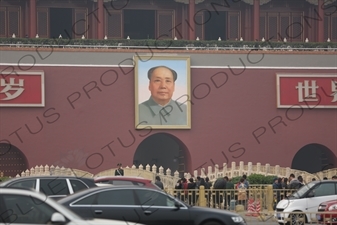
[
  {"xmin": 275, "ymin": 180, "xmax": 337, "ymax": 225},
  {"xmin": 0, "ymin": 187, "xmax": 145, "ymax": 225}
]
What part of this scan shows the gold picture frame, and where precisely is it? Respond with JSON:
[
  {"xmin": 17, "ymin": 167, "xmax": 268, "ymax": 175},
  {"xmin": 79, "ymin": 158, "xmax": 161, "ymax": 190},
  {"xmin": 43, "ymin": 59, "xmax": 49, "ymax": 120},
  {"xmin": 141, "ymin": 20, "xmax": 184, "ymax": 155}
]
[{"xmin": 134, "ymin": 55, "xmax": 191, "ymax": 129}]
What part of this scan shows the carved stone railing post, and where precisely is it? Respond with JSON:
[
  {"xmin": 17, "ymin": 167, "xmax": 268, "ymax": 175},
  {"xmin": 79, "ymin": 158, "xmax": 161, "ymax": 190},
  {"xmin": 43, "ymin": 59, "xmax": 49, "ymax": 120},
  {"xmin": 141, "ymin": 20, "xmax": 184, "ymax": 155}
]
[
  {"xmin": 208, "ymin": 166, "xmax": 212, "ymax": 177},
  {"xmin": 30, "ymin": 167, "xmax": 35, "ymax": 176},
  {"xmin": 222, "ymin": 163, "xmax": 227, "ymax": 176},
  {"xmin": 239, "ymin": 161, "xmax": 244, "ymax": 176},
  {"xmin": 66, "ymin": 168, "xmax": 72, "ymax": 176},
  {"xmin": 256, "ymin": 163, "xmax": 261, "ymax": 174},
  {"xmin": 50, "ymin": 165, "xmax": 55, "ymax": 175},
  {"xmin": 265, "ymin": 163, "xmax": 270, "ymax": 175},
  {"xmin": 174, "ymin": 170, "xmax": 179, "ymax": 178},
  {"xmin": 45, "ymin": 165, "xmax": 50, "ymax": 175},
  {"xmin": 152, "ymin": 165, "xmax": 157, "ymax": 173},
  {"xmin": 35, "ymin": 165, "xmax": 40, "ymax": 175},
  {"xmin": 146, "ymin": 164, "xmax": 150, "ymax": 171},
  {"xmin": 194, "ymin": 170, "xmax": 198, "ymax": 178},
  {"xmin": 248, "ymin": 162, "xmax": 252, "ymax": 175},
  {"xmin": 39, "ymin": 165, "xmax": 44, "ymax": 175},
  {"xmin": 214, "ymin": 164, "xmax": 219, "ymax": 177},
  {"xmin": 159, "ymin": 166, "xmax": 164, "ymax": 175},
  {"xmin": 201, "ymin": 167, "xmax": 206, "ymax": 177},
  {"xmin": 54, "ymin": 166, "xmax": 60, "ymax": 175},
  {"xmin": 166, "ymin": 168, "xmax": 171, "ymax": 176},
  {"xmin": 60, "ymin": 166, "xmax": 66, "ymax": 175},
  {"xmin": 139, "ymin": 164, "xmax": 144, "ymax": 171},
  {"xmin": 286, "ymin": 167, "xmax": 291, "ymax": 178},
  {"xmin": 275, "ymin": 165, "xmax": 280, "ymax": 176},
  {"xmin": 231, "ymin": 162, "xmax": 236, "ymax": 177}
]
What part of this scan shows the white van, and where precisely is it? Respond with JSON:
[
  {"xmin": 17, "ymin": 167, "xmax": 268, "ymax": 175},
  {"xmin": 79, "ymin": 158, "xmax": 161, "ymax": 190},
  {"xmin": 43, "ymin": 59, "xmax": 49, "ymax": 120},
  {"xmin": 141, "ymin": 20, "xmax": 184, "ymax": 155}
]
[{"xmin": 275, "ymin": 180, "xmax": 337, "ymax": 225}]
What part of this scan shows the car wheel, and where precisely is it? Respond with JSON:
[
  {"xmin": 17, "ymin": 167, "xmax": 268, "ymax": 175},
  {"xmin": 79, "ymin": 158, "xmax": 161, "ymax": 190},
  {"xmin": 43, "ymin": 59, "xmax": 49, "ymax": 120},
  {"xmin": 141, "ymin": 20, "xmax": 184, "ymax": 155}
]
[
  {"xmin": 289, "ymin": 212, "xmax": 306, "ymax": 225},
  {"xmin": 202, "ymin": 221, "xmax": 222, "ymax": 225}
]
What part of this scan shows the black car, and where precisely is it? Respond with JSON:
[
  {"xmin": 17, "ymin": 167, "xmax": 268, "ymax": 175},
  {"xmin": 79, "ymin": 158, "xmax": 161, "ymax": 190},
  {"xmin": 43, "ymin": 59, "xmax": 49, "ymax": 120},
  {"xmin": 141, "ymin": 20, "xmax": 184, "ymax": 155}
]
[
  {"xmin": 58, "ymin": 185, "xmax": 247, "ymax": 225},
  {"xmin": 0, "ymin": 176, "xmax": 96, "ymax": 200}
]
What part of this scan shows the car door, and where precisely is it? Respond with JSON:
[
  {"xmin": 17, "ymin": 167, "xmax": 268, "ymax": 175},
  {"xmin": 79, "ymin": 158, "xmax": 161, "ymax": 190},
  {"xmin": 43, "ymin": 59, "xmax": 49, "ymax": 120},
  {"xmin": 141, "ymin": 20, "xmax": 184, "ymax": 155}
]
[
  {"xmin": 134, "ymin": 189, "xmax": 192, "ymax": 225},
  {"xmin": 0, "ymin": 194, "xmax": 58, "ymax": 224},
  {"xmin": 306, "ymin": 182, "xmax": 337, "ymax": 212},
  {"xmin": 38, "ymin": 178, "xmax": 70, "ymax": 199},
  {"xmin": 91, "ymin": 189, "xmax": 140, "ymax": 223},
  {"xmin": 70, "ymin": 189, "xmax": 141, "ymax": 224}
]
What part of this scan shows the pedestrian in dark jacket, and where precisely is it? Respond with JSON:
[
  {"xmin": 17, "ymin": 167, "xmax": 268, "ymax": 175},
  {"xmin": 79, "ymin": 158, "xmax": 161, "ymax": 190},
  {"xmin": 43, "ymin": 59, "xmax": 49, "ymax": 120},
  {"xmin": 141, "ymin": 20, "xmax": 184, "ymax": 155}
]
[
  {"xmin": 212, "ymin": 177, "xmax": 227, "ymax": 208},
  {"xmin": 155, "ymin": 176, "xmax": 164, "ymax": 190},
  {"xmin": 224, "ymin": 176, "xmax": 234, "ymax": 209},
  {"xmin": 187, "ymin": 178, "xmax": 196, "ymax": 205},
  {"xmin": 114, "ymin": 163, "xmax": 124, "ymax": 176},
  {"xmin": 288, "ymin": 174, "xmax": 301, "ymax": 189}
]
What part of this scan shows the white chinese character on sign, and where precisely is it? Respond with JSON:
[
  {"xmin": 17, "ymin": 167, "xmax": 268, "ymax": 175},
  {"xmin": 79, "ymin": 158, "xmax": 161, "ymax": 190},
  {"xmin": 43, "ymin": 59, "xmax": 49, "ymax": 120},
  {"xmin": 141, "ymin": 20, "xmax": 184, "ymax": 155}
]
[
  {"xmin": 331, "ymin": 80, "xmax": 337, "ymax": 102},
  {"xmin": 296, "ymin": 80, "xmax": 319, "ymax": 102},
  {"xmin": 0, "ymin": 78, "xmax": 25, "ymax": 100}
]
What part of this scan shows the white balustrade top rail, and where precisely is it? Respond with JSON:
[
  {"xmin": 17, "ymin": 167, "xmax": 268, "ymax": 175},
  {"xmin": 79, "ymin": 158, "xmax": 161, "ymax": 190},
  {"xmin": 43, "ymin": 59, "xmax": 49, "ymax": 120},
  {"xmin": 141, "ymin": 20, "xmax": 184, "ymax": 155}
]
[{"xmin": 13, "ymin": 161, "xmax": 337, "ymax": 189}]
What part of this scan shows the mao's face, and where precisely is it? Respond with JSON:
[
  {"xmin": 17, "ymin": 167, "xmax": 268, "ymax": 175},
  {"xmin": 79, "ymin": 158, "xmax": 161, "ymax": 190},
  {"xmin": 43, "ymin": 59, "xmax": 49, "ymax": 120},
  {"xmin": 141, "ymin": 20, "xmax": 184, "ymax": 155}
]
[{"xmin": 149, "ymin": 67, "xmax": 175, "ymax": 105}]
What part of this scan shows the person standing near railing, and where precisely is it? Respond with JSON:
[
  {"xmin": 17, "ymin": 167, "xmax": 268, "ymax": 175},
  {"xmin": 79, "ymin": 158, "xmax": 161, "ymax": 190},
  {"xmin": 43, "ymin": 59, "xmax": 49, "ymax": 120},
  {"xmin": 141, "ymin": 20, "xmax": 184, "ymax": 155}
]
[
  {"xmin": 213, "ymin": 177, "xmax": 227, "ymax": 209},
  {"xmin": 114, "ymin": 163, "xmax": 124, "ymax": 176},
  {"xmin": 187, "ymin": 178, "xmax": 196, "ymax": 205},
  {"xmin": 155, "ymin": 176, "xmax": 164, "ymax": 190},
  {"xmin": 225, "ymin": 177, "xmax": 234, "ymax": 210},
  {"xmin": 272, "ymin": 178, "xmax": 282, "ymax": 210},
  {"xmin": 288, "ymin": 173, "xmax": 301, "ymax": 189},
  {"xmin": 237, "ymin": 178, "xmax": 248, "ymax": 208}
]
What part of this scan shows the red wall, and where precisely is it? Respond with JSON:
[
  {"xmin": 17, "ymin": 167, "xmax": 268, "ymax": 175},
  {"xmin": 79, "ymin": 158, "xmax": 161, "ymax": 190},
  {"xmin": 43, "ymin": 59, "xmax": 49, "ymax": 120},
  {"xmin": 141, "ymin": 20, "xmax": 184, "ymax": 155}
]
[{"xmin": 0, "ymin": 66, "xmax": 336, "ymax": 174}]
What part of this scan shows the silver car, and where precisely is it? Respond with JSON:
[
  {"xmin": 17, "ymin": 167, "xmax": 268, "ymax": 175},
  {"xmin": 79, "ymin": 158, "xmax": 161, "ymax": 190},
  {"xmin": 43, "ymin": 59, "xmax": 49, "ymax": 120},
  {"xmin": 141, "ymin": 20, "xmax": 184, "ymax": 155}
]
[{"xmin": 0, "ymin": 187, "xmax": 145, "ymax": 225}]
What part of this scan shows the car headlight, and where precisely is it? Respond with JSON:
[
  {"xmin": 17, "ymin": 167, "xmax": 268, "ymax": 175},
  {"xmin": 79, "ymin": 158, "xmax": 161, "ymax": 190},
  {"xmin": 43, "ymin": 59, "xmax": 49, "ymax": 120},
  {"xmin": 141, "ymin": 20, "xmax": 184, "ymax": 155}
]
[
  {"xmin": 318, "ymin": 205, "xmax": 326, "ymax": 210},
  {"xmin": 328, "ymin": 204, "xmax": 337, "ymax": 211},
  {"xmin": 232, "ymin": 216, "xmax": 244, "ymax": 223}
]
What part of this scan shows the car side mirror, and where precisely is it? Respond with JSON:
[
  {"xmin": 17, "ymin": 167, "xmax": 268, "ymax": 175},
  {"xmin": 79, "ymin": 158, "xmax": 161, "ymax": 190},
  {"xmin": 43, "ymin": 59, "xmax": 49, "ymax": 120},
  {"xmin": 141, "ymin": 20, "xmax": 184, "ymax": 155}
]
[
  {"xmin": 51, "ymin": 212, "xmax": 66, "ymax": 223},
  {"xmin": 307, "ymin": 191, "xmax": 314, "ymax": 198}
]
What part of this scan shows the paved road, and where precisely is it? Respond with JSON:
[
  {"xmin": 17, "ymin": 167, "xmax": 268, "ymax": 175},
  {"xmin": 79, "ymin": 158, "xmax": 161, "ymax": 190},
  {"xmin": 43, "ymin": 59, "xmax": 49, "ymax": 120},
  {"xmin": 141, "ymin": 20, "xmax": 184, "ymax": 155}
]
[{"xmin": 238, "ymin": 211, "xmax": 277, "ymax": 225}]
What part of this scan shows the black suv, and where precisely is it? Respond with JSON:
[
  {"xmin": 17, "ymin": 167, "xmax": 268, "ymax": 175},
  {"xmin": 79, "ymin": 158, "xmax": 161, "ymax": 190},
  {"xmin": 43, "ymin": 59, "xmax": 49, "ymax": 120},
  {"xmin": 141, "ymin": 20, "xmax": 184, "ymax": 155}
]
[{"xmin": 0, "ymin": 176, "xmax": 96, "ymax": 200}]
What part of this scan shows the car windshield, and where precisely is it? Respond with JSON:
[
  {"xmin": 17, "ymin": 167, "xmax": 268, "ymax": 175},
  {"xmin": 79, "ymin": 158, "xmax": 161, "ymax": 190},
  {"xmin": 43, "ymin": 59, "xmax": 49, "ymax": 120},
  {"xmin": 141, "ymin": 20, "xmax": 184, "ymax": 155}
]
[{"xmin": 289, "ymin": 182, "xmax": 316, "ymax": 198}]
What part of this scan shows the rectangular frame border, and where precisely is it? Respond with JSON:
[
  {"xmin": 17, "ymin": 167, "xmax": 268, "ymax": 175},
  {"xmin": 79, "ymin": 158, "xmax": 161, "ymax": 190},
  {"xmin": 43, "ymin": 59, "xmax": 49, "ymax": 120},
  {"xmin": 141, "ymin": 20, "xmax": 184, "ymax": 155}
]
[
  {"xmin": 0, "ymin": 70, "xmax": 45, "ymax": 107},
  {"xmin": 134, "ymin": 55, "xmax": 191, "ymax": 129},
  {"xmin": 276, "ymin": 73, "xmax": 337, "ymax": 109}
]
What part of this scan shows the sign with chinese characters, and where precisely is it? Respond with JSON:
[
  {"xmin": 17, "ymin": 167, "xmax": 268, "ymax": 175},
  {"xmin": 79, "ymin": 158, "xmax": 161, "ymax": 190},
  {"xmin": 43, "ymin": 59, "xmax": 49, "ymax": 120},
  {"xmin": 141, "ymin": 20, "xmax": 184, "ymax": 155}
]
[
  {"xmin": 277, "ymin": 74, "xmax": 337, "ymax": 108},
  {"xmin": 0, "ymin": 71, "xmax": 44, "ymax": 107}
]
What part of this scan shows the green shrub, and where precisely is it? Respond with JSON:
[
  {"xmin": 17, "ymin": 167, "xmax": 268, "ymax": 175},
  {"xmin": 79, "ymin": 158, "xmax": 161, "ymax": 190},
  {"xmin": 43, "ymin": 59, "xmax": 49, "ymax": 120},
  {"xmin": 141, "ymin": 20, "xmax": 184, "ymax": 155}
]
[
  {"xmin": 0, "ymin": 37, "xmax": 336, "ymax": 50},
  {"xmin": 231, "ymin": 174, "xmax": 277, "ymax": 185},
  {"xmin": 0, "ymin": 176, "xmax": 11, "ymax": 182}
]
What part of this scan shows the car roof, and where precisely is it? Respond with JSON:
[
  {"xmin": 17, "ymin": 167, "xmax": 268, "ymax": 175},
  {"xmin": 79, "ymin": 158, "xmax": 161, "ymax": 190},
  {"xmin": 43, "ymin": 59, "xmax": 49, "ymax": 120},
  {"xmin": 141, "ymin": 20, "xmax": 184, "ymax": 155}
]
[
  {"xmin": 57, "ymin": 185, "xmax": 161, "ymax": 203},
  {"xmin": 94, "ymin": 176, "xmax": 152, "ymax": 182}
]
